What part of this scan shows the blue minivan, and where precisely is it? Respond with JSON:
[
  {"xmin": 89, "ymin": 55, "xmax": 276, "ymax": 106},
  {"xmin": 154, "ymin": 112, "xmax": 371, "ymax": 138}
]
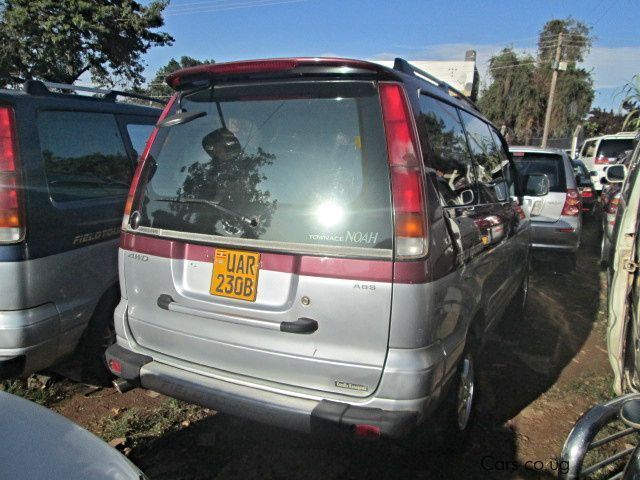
[{"xmin": 0, "ymin": 81, "xmax": 161, "ymax": 383}]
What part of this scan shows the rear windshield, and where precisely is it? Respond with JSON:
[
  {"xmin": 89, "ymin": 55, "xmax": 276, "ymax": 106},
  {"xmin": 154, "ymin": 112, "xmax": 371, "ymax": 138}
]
[
  {"xmin": 135, "ymin": 81, "xmax": 393, "ymax": 255},
  {"xmin": 512, "ymin": 152, "xmax": 566, "ymax": 192},
  {"xmin": 597, "ymin": 139, "xmax": 634, "ymax": 159}
]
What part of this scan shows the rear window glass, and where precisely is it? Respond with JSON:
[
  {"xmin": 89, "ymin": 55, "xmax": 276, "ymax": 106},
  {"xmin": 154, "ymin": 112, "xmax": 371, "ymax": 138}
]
[
  {"xmin": 38, "ymin": 111, "xmax": 132, "ymax": 203},
  {"xmin": 135, "ymin": 81, "xmax": 393, "ymax": 254},
  {"xmin": 597, "ymin": 139, "xmax": 634, "ymax": 160},
  {"xmin": 512, "ymin": 152, "xmax": 566, "ymax": 192}
]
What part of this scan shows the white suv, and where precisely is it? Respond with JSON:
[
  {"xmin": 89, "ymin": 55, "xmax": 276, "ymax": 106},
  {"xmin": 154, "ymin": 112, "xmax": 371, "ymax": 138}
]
[{"xmin": 579, "ymin": 132, "xmax": 637, "ymax": 191}]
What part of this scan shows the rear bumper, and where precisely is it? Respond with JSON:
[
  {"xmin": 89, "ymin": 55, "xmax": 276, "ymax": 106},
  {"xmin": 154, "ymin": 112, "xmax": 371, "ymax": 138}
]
[
  {"xmin": 106, "ymin": 340, "xmax": 439, "ymax": 440},
  {"xmin": 0, "ymin": 303, "xmax": 60, "ymax": 379},
  {"xmin": 531, "ymin": 217, "xmax": 581, "ymax": 252}
]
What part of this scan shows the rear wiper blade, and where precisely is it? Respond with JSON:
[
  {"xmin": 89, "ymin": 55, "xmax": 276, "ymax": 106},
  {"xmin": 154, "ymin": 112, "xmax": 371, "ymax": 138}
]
[{"xmin": 155, "ymin": 196, "xmax": 258, "ymax": 227}]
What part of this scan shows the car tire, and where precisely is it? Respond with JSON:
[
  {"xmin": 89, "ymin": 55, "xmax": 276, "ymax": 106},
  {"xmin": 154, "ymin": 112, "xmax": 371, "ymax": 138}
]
[{"xmin": 81, "ymin": 289, "xmax": 118, "ymax": 386}]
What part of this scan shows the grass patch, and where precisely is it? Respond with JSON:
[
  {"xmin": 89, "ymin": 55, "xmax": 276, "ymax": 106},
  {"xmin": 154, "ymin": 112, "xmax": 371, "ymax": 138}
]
[
  {"xmin": 0, "ymin": 377, "xmax": 74, "ymax": 407},
  {"xmin": 95, "ymin": 398, "xmax": 207, "ymax": 448}
]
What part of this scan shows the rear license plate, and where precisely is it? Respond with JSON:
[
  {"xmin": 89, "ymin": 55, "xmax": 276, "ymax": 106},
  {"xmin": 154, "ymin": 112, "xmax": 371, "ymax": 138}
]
[{"xmin": 210, "ymin": 249, "xmax": 260, "ymax": 302}]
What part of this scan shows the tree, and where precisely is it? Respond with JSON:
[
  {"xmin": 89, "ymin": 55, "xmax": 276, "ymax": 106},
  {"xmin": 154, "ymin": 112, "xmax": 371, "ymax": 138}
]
[
  {"xmin": 583, "ymin": 108, "xmax": 626, "ymax": 136},
  {"xmin": 144, "ymin": 56, "xmax": 215, "ymax": 101},
  {"xmin": 477, "ymin": 48, "xmax": 542, "ymax": 142},
  {"xmin": 478, "ymin": 18, "xmax": 594, "ymax": 144},
  {"xmin": 0, "ymin": 0, "xmax": 173, "ymax": 87}
]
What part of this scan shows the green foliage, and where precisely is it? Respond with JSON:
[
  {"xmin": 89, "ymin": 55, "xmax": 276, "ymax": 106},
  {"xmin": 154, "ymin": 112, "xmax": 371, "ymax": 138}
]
[
  {"xmin": 583, "ymin": 108, "xmax": 627, "ymax": 137},
  {"xmin": 143, "ymin": 56, "xmax": 215, "ymax": 101},
  {"xmin": 478, "ymin": 18, "xmax": 595, "ymax": 143},
  {"xmin": 621, "ymin": 74, "xmax": 640, "ymax": 131},
  {"xmin": 0, "ymin": 0, "xmax": 173, "ymax": 86},
  {"xmin": 477, "ymin": 48, "xmax": 542, "ymax": 142}
]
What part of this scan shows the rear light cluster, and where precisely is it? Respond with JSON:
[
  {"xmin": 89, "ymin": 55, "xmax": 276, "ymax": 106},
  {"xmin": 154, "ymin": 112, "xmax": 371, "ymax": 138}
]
[
  {"xmin": 561, "ymin": 189, "xmax": 581, "ymax": 216},
  {"xmin": 580, "ymin": 187, "xmax": 593, "ymax": 198},
  {"xmin": 379, "ymin": 83, "xmax": 427, "ymax": 259},
  {"xmin": 123, "ymin": 95, "xmax": 177, "ymax": 229},
  {"xmin": 0, "ymin": 107, "xmax": 23, "ymax": 243}
]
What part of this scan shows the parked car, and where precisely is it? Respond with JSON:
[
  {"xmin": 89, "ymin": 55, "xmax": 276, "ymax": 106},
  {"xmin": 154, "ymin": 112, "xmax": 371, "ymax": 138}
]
[
  {"xmin": 559, "ymin": 394, "xmax": 640, "ymax": 479},
  {"xmin": 0, "ymin": 390, "xmax": 145, "ymax": 479},
  {"xmin": 600, "ymin": 148, "xmax": 636, "ymax": 267},
  {"xmin": 510, "ymin": 146, "xmax": 582, "ymax": 268},
  {"xmin": 572, "ymin": 158, "xmax": 596, "ymax": 215},
  {"xmin": 606, "ymin": 138, "xmax": 640, "ymax": 395},
  {"xmin": 578, "ymin": 132, "xmax": 637, "ymax": 192},
  {"xmin": 106, "ymin": 57, "xmax": 544, "ymax": 443},
  {"xmin": 0, "ymin": 81, "xmax": 161, "ymax": 384}
]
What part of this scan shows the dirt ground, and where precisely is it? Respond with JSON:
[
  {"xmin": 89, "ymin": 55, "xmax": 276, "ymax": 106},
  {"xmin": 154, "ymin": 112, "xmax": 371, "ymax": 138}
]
[{"xmin": 22, "ymin": 218, "xmax": 615, "ymax": 479}]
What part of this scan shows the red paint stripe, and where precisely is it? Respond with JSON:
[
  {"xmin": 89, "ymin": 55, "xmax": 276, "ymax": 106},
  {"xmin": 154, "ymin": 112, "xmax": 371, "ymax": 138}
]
[{"xmin": 120, "ymin": 232, "xmax": 429, "ymax": 283}]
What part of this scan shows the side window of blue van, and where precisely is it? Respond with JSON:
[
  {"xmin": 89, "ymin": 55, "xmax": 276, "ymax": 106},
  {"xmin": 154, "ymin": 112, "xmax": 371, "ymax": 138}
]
[
  {"xmin": 39, "ymin": 111, "xmax": 132, "ymax": 203},
  {"xmin": 416, "ymin": 94, "xmax": 478, "ymax": 207}
]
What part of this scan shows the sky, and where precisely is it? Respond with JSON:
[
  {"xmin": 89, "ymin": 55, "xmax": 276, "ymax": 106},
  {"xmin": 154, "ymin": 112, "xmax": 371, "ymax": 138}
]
[{"xmin": 141, "ymin": 0, "xmax": 640, "ymax": 111}]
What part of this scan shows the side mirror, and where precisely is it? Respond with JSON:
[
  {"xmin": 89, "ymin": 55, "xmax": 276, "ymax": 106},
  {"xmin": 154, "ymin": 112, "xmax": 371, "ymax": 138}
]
[
  {"xmin": 460, "ymin": 189, "xmax": 475, "ymax": 205},
  {"xmin": 524, "ymin": 174, "xmax": 550, "ymax": 197},
  {"xmin": 606, "ymin": 164, "xmax": 626, "ymax": 184}
]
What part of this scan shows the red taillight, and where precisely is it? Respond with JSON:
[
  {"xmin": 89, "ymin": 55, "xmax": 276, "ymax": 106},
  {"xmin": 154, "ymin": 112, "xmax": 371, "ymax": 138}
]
[
  {"xmin": 379, "ymin": 82, "xmax": 427, "ymax": 259},
  {"xmin": 0, "ymin": 106, "xmax": 23, "ymax": 243},
  {"xmin": 561, "ymin": 189, "xmax": 581, "ymax": 216},
  {"xmin": 108, "ymin": 359, "xmax": 122, "ymax": 375},
  {"xmin": 606, "ymin": 195, "xmax": 621, "ymax": 215},
  {"xmin": 354, "ymin": 424, "xmax": 381, "ymax": 438},
  {"xmin": 594, "ymin": 155, "xmax": 609, "ymax": 165},
  {"xmin": 123, "ymin": 95, "xmax": 177, "ymax": 228},
  {"xmin": 580, "ymin": 188, "xmax": 593, "ymax": 198}
]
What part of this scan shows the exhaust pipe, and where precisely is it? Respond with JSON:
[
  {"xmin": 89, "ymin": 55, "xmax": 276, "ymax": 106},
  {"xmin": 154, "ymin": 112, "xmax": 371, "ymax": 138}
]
[{"xmin": 113, "ymin": 378, "xmax": 135, "ymax": 394}]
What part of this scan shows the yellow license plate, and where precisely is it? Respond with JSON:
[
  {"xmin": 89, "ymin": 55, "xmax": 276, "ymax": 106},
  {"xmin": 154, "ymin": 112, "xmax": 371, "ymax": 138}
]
[{"xmin": 210, "ymin": 249, "xmax": 260, "ymax": 302}]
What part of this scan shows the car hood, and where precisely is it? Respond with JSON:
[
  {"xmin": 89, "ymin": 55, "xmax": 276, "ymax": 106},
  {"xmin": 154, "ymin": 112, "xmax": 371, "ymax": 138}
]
[{"xmin": 0, "ymin": 391, "xmax": 143, "ymax": 479}]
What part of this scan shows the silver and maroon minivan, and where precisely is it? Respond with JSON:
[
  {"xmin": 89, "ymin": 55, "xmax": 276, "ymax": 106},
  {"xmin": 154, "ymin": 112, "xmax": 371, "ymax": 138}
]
[{"xmin": 107, "ymin": 58, "xmax": 543, "ymax": 442}]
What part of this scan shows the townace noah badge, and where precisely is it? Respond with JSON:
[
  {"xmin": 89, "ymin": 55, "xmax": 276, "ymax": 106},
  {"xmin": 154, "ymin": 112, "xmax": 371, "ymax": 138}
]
[{"xmin": 107, "ymin": 57, "xmax": 533, "ymax": 444}]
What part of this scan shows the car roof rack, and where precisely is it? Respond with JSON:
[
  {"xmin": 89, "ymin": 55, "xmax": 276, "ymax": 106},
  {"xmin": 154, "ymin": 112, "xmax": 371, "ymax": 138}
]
[
  {"xmin": 22, "ymin": 80, "xmax": 165, "ymax": 106},
  {"xmin": 392, "ymin": 57, "xmax": 479, "ymax": 112}
]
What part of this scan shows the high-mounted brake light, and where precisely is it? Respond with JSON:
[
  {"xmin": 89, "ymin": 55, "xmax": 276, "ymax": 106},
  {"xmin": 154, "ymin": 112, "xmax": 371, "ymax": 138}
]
[
  {"xmin": 595, "ymin": 155, "xmax": 610, "ymax": 165},
  {"xmin": 0, "ymin": 106, "xmax": 23, "ymax": 243},
  {"xmin": 379, "ymin": 82, "xmax": 427, "ymax": 259},
  {"xmin": 561, "ymin": 189, "xmax": 581, "ymax": 216},
  {"xmin": 122, "ymin": 95, "xmax": 177, "ymax": 229}
]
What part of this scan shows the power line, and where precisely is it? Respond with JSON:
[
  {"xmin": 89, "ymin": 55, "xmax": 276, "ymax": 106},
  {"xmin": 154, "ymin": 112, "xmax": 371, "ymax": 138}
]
[{"xmin": 164, "ymin": 0, "xmax": 308, "ymax": 15}]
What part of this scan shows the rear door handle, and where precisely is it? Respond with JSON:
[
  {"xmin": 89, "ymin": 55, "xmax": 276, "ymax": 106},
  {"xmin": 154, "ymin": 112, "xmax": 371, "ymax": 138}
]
[
  {"xmin": 157, "ymin": 294, "xmax": 318, "ymax": 334},
  {"xmin": 280, "ymin": 318, "xmax": 318, "ymax": 334}
]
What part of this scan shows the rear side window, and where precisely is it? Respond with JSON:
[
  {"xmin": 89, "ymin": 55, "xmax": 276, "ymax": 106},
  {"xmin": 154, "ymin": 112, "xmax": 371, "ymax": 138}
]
[
  {"xmin": 416, "ymin": 95, "xmax": 476, "ymax": 206},
  {"xmin": 459, "ymin": 111, "xmax": 508, "ymax": 203},
  {"xmin": 126, "ymin": 123, "xmax": 155, "ymax": 160},
  {"xmin": 597, "ymin": 139, "xmax": 634, "ymax": 160},
  {"xmin": 39, "ymin": 111, "xmax": 132, "ymax": 203},
  {"xmin": 512, "ymin": 152, "xmax": 567, "ymax": 192},
  {"xmin": 135, "ymin": 81, "xmax": 393, "ymax": 254},
  {"xmin": 581, "ymin": 140, "xmax": 596, "ymax": 158}
]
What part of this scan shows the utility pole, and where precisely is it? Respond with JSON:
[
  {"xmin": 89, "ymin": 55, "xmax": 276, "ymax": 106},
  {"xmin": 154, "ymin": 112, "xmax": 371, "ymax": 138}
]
[{"xmin": 541, "ymin": 32, "xmax": 563, "ymax": 148}]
